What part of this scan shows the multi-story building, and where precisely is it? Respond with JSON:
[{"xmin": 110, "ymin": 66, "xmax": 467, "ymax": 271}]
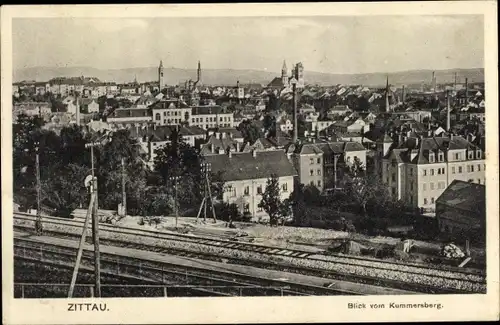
[
  {"xmin": 289, "ymin": 140, "xmax": 367, "ymax": 191},
  {"xmin": 378, "ymin": 134, "xmax": 485, "ymax": 214},
  {"xmin": 151, "ymin": 99, "xmax": 191, "ymax": 126},
  {"xmin": 436, "ymin": 180, "xmax": 485, "ymax": 240},
  {"xmin": 191, "ymin": 105, "xmax": 234, "ymax": 129},
  {"xmin": 204, "ymin": 150, "xmax": 296, "ymax": 222},
  {"xmin": 106, "ymin": 108, "xmax": 152, "ymax": 125}
]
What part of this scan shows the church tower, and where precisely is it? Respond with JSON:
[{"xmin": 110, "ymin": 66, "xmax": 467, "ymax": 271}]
[
  {"xmin": 281, "ymin": 60, "xmax": 289, "ymax": 86},
  {"xmin": 158, "ymin": 60, "xmax": 165, "ymax": 90}
]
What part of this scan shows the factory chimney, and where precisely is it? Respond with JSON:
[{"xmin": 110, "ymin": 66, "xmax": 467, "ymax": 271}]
[
  {"xmin": 465, "ymin": 77, "xmax": 469, "ymax": 104},
  {"xmin": 402, "ymin": 85, "xmax": 406, "ymax": 104},
  {"xmin": 385, "ymin": 75, "xmax": 390, "ymax": 113},
  {"xmin": 432, "ymin": 71, "xmax": 437, "ymax": 94},
  {"xmin": 75, "ymin": 95, "xmax": 80, "ymax": 126},
  {"xmin": 446, "ymin": 90, "xmax": 451, "ymax": 131}
]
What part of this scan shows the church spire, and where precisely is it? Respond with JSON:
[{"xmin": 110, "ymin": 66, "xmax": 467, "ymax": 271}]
[{"xmin": 281, "ymin": 60, "xmax": 287, "ymax": 77}]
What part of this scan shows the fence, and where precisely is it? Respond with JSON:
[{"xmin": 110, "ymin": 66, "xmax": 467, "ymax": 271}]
[{"xmin": 14, "ymin": 283, "xmax": 288, "ymax": 298}]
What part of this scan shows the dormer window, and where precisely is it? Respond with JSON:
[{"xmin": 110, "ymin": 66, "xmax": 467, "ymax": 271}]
[
  {"xmin": 468, "ymin": 150, "xmax": 474, "ymax": 160},
  {"xmin": 476, "ymin": 150, "xmax": 482, "ymax": 159},
  {"xmin": 429, "ymin": 152, "xmax": 435, "ymax": 163},
  {"xmin": 438, "ymin": 151, "xmax": 444, "ymax": 162}
]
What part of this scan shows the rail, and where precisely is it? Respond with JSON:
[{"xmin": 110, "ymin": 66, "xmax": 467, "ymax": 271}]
[
  {"xmin": 14, "ymin": 212, "xmax": 486, "ymax": 277},
  {"xmin": 14, "ymin": 237, "xmax": 359, "ymax": 296}
]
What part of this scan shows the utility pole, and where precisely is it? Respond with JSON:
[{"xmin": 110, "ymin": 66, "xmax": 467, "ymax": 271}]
[
  {"xmin": 169, "ymin": 175, "xmax": 179, "ymax": 228},
  {"xmin": 196, "ymin": 162, "xmax": 217, "ymax": 223},
  {"xmin": 85, "ymin": 141, "xmax": 101, "ymax": 298},
  {"xmin": 121, "ymin": 157, "xmax": 126, "ymax": 216},
  {"xmin": 34, "ymin": 141, "xmax": 43, "ymax": 235}
]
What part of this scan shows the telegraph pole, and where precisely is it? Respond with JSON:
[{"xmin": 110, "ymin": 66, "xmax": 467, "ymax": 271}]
[
  {"xmin": 34, "ymin": 141, "xmax": 43, "ymax": 235},
  {"xmin": 169, "ymin": 175, "xmax": 179, "ymax": 228},
  {"xmin": 85, "ymin": 141, "xmax": 101, "ymax": 297},
  {"xmin": 121, "ymin": 157, "xmax": 126, "ymax": 216}
]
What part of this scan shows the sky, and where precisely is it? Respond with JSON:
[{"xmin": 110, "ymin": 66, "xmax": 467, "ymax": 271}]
[{"xmin": 12, "ymin": 15, "xmax": 484, "ymax": 74}]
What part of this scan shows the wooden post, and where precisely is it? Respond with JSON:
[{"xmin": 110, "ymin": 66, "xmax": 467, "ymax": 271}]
[
  {"xmin": 68, "ymin": 193, "xmax": 95, "ymax": 298},
  {"xmin": 121, "ymin": 157, "xmax": 127, "ymax": 216},
  {"xmin": 163, "ymin": 286, "xmax": 168, "ymax": 297},
  {"xmin": 91, "ymin": 147, "xmax": 102, "ymax": 297},
  {"xmin": 206, "ymin": 171, "xmax": 217, "ymax": 223},
  {"xmin": 35, "ymin": 143, "xmax": 43, "ymax": 235}
]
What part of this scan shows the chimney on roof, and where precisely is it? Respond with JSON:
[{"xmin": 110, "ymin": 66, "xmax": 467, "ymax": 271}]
[
  {"xmin": 210, "ymin": 143, "xmax": 215, "ymax": 153},
  {"xmin": 236, "ymin": 141, "xmax": 240, "ymax": 152},
  {"xmin": 252, "ymin": 149, "xmax": 257, "ymax": 158}
]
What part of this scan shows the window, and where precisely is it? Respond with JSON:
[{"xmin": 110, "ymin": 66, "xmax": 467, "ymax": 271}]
[
  {"xmin": 229, "ymin": 186, "xmax": 236, "ymax": 197},
  {"xmin": 424, "ymin": 198, "xmax": 428, "ymax": 205},
  {"xmin": 468, "ymin": 151, "xmax": 474, "ymax": 159},
  {"xmin": 430, "ymin": 182, "xmax": 434, "ymax": 190},
  {"xmin": 429, "ymin": 153, "xmax": 435, "ymax": 163},
  {"xmin": 478, "ymin": 164, "xmax": 481, "ymax": 171},
  {"xmin": 257, "ymin": 185, "xmax": 262, "ymax": 195},
  {"xmin": 452, "ymin": 166, "xmax": 455, "ymax": 174},
  {"xmin": 458, "ymin": 166, "xmax": 463, "ymax": 173},
  {"xmin": 467, "ymin": 165, "xmax": 470, "ymax": 173},
  {"xmin": 409, "ymin": 168, "xmax": 413, "ymax": 176},
  {"xmin": 244, "ymin": 186, "xmax": 249, "ymax": 196},
  {"xmin": 471, "ymin": 165, "xmax": 475, "ymax": 172},
  {"xmin": 391, "ymin": 188, "xmax": 396, "ymax": 195},
  {"xmin": 391, "ymin": 173, "xmax": 396, "ymax": 182},
  {"xmin": 423, "ymin": 169, "xmax": 427, "ymax": 176},
  {"xmin": 282, "ymin": 183, "xmax": 288, "ymax": 192},
  {"xmin": 410, "ymin": 182, "xmax": 414, "ymax": 191},
  {"xmin": 244, "ymin": 203, "xmax": 250, "ymax": 213},
  {"xmin": 454, "ymin": 153, "xmax": 459, "ymax": 160},
  {"xmin": 310, "ymin": 181, "xmax": 314, "ymax": 186},
  {"xmin": 317, "ymin": 169, "xmax": 321, "ymax": 176},
  {"xmin": 310, "ymin": 170, "xmax": 314, "ymax": 176},
  {"xmin": 317, "ymin": 157, "xmax": 321, "ymax": 164},
  {"xmin": 317, "ymin": 180, "xmax": 321, "ymax": 187},
  {"xmin": 431, "ymin": 197, "xmax": 435, "ymax": 204},
  {"xmin": 430, "ymin": 169, "xmax": 434, "ymax": 176},
  {"xmin": 155, "ymin": 113, "xmax": 160, "ymax": 121},
  {"xmin": 423, "ymin": 183, "xmax": 427, "ymax": 191},
  {"xmin": 477, "ymin": 179, "xmax": 481, "ymax": 184},
  {"xmin": 438, "ymin": 153, "xmax": 444, "ymax": 162},
  {"xmin": 386, "ymin": 165, "xmax": 390, "ymax": 171},
  {"xmin": 437, "ymin": 168, "xmax": 441, "ymax": 175},
  {"xmin": 438, "ymin": 181, "xmax": 445, "ymax": 189},
  {"xmin": 310, "ymin": 158, "xmax": 314, "ymax": 165}
]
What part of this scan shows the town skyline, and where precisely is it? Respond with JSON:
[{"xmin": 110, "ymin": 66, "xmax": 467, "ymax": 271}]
[{"xmin": 13, "ymin": 15, "xmax": 484, "ymax": 74}]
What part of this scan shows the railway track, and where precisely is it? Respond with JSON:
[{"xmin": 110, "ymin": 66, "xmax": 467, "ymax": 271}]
[
  {"xmin": 14, "ymin": 213, "xmax": 486, "ymax": 294},
  {"xmin": 14, "ymin": 236, "xmax": 358, "ymax": 296}
]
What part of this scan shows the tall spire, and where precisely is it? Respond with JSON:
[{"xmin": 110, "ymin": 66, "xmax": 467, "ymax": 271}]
[
  {"xmin": 159, "ymin": 60, "xmax": 163, "ymax": 68},
  {"xmin": 158, "ymin": 60, "xmax": 165, "ymax": 90},
  {"xmin": 282, "ymin": 60, "xmax": 287, "ymax": 76}
]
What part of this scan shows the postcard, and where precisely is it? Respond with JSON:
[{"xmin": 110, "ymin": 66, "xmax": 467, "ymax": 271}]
[{"xmin": 1, "ymin": 2, "xmax": 498, "ymax": 324}]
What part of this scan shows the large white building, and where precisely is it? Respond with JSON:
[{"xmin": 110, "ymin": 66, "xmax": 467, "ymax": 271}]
[
  {"xmin": 377, "ymin": 133, "xmax": 485, "ymax": 214},
  {"xmin": 204, "ymin": 150, "xmax": 296, "ymax": 222}
]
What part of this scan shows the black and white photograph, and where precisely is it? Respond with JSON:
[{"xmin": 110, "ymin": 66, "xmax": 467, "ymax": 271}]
[{"xmin": 2, "ymin": 2, "xmax": 499, "ymax": 324}]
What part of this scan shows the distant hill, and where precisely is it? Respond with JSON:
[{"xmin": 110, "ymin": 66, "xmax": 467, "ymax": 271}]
[{"xmin": 13, "ymin": 66, "xmax": 484, "ymax": 87}]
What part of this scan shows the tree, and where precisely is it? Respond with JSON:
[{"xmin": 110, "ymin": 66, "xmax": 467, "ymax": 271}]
[
  {"xmin": 153, "ymin": 128, "xmax": 203, "ymax": 209},
  {"xmin": 258, "ymin": 174, "xmax": 287, "ymax": 226},
  {"xmin": 237, "ymin": 120, "xmax": 262, "ymax": 144},
  {"xmin": 341, "ymin": 171, "xmax": 389, "ymax": 217}
]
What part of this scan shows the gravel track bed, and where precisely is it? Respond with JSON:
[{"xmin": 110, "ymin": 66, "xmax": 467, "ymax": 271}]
[{"xmin": 14, "ymin": 219, "xmax": 486, "ymax": 293}]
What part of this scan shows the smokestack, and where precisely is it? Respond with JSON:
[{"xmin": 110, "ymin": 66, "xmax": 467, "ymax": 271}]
[
  {"xmin": 465, "ymin": 77, "xmax": 469, "ymax": 103},
  {"xmin": 454, "ymin": 72, "xmax": 458, "ymax": 92},
  {"xmin": 402, "ymin": 85, "xmax": 406, "ymax": 104},
  {"xmin": 385, "ymin": 75, "xmax": 390, "ymax": 112},
  {"xmin": 432, "ymin": 71, "xmax": 436, "ymax": 93},
  {"xmin": 75, "ymin": 95, "xmax": 80, "ymax": 126},
  {"xmin": 446, "ymin": 90, "xmax": 451, "ymax": 131}
]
